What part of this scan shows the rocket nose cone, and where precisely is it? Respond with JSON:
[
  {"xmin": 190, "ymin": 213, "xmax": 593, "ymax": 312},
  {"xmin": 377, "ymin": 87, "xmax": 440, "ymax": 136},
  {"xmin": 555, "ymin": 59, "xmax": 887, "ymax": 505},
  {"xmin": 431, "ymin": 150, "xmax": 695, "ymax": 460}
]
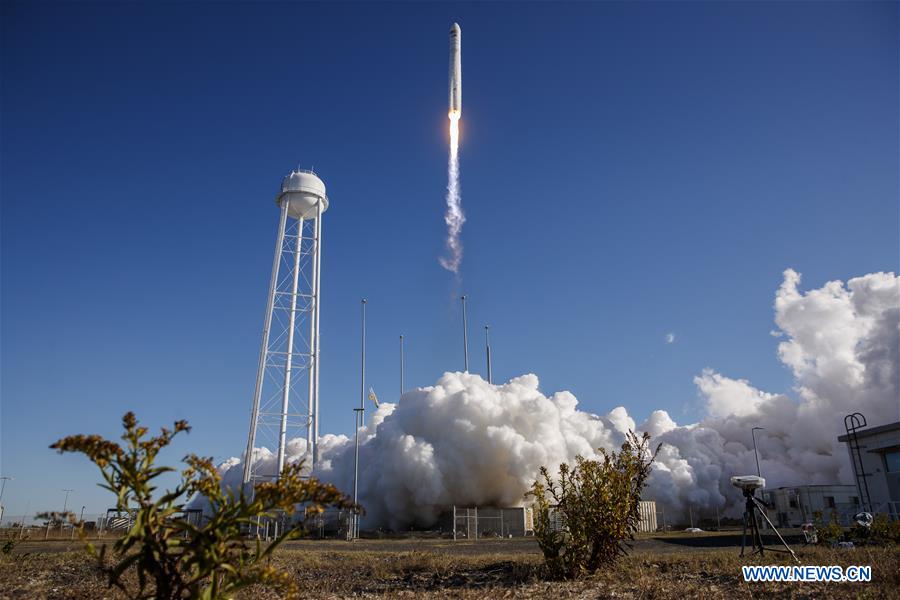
[{"xmin": 451, "ymin": 22, "xmax": 461, "ymax": 33}]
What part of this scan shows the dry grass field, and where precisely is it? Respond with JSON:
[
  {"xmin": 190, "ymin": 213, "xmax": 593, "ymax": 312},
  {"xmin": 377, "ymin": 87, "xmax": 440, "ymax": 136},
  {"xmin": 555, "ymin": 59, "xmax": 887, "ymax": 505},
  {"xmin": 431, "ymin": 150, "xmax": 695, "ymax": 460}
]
[{"xmin": 1, "ymin": 534, "xmax": 897, "ymax": 599}]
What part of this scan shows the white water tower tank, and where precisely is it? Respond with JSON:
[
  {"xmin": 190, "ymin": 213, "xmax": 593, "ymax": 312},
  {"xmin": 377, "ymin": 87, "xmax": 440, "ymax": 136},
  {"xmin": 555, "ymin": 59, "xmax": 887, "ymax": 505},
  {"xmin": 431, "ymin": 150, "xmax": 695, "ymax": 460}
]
[{"xmin": 277, "ymin": 169, "xmax": 329, "ymax": 219}]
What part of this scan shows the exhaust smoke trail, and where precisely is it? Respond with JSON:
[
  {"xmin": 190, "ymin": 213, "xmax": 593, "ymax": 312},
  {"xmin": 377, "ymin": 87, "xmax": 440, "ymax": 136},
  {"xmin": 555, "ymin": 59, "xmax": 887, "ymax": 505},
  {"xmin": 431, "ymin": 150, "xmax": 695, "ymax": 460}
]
[{"xmin": 440, "ymin": 113, "xmax": 464, "ymax": 274}]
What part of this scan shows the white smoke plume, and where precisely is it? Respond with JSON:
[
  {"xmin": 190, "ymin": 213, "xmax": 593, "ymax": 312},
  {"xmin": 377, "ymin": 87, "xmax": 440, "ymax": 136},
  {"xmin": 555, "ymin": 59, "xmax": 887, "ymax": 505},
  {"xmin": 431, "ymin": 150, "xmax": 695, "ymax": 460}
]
[
  {"xmin": 439, "ymin": 115, "xmax": 464, "ymax": 274},
  {"xmin": 215, "ymin": 269, "xmax": 898, "ymax": 527},
  {"xmin": 646, "ymin": 268, "xmax": 898, "ymax": 516}
]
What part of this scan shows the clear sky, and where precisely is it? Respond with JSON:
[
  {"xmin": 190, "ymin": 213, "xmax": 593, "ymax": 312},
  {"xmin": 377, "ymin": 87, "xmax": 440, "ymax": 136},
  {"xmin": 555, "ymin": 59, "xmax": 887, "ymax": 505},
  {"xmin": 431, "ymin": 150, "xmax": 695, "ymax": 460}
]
[{"xmin": 2, "ymin": 1, "xmax": 897, "ymax": 519}]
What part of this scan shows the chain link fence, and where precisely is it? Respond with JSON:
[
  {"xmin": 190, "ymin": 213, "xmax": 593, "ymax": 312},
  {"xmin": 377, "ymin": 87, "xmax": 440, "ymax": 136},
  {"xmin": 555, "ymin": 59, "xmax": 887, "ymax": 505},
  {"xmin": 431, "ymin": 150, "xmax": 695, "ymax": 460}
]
[
  {"xmin": 451, "ymin": 506, "xmax": 532, "ymax": 539},
  {"xmin": 1, "ymin": 508, "xmax": 207, "ymax": 541},
  {"xmin": 2, "ymin": 512, "xmax": 118, "ymax": 541}
]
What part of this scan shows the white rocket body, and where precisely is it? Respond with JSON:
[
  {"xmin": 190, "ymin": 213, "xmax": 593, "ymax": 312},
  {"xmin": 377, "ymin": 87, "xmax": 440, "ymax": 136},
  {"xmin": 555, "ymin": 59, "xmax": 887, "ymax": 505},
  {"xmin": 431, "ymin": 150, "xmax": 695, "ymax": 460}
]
[{"xmin": 449, "ymin": 23, "xmax": 462, "ymax": 117}]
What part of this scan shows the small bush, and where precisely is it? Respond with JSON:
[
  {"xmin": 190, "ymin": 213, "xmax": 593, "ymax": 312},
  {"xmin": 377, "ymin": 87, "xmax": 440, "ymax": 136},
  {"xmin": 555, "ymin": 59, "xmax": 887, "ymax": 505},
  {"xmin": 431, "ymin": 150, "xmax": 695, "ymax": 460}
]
[
  {"xmin": 530, "ymin": 431, "xmax": 659, "ymax": 579},
  {"xmin": 35, "ymin": 510, "xmax": 75, "ymax": 528},
  {"xmin": 870, "ymin": 513, "xmax": 900, "ymax": 545},
  {"xmin": 812, "ymin": 510, "xmax": 845, "ymax": 546},
  {"xmin": 51, "ymin": 412, "xmax": 355, "ymax": 600}
]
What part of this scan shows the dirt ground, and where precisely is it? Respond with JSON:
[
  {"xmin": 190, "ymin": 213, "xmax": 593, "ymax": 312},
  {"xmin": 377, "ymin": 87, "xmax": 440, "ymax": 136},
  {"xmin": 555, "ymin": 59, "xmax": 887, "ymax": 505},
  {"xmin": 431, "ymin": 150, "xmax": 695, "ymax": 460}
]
[
  {"xmin": 6, "ymin": 530, "xmax": 806, "ymax": 557},
  {"xmin": 1, "ymin": 533, "xmax": 897, "ymax": 599}
]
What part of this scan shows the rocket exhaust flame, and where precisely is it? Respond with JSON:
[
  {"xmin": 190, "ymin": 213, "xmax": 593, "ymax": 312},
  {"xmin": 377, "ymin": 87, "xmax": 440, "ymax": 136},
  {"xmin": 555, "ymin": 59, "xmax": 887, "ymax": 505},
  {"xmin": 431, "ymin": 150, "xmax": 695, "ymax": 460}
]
[{"xmin": 440, "ymin": 23, "xmax": 464, "ymax": 275}]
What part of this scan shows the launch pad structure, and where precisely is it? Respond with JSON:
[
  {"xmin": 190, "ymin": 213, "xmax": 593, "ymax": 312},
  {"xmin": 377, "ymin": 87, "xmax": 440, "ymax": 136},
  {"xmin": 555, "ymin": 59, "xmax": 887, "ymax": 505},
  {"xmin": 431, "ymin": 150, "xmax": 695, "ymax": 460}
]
[{"xmin": 242, "ymin": 169, "xmax": 328, "ymax": 486}]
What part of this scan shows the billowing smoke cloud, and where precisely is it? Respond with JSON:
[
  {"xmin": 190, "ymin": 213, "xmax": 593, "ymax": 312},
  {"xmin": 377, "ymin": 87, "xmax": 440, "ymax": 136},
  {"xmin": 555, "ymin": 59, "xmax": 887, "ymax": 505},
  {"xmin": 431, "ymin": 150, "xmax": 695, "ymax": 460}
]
[
  {"xmin": 645, "ymin": 269, "xmax": 898, "ymax": 516},
  {"xmin": 217, "ymin": 373, "xmax": 623, "ymax": 528},
  {"xmin": 216, "ymin": 269, "xmax": 898, "ymax": 527},
  {"xmin": 439, "ymin": 115, "xmax": 464, "ymax": 274}
]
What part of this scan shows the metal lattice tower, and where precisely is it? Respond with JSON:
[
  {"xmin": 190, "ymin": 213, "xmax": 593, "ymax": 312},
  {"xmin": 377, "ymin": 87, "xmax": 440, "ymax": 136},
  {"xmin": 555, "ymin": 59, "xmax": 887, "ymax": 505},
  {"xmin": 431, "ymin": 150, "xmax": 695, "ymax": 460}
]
[{"xmin": 243, "ymin": 169, "xmax": 328, "ymax": 485}]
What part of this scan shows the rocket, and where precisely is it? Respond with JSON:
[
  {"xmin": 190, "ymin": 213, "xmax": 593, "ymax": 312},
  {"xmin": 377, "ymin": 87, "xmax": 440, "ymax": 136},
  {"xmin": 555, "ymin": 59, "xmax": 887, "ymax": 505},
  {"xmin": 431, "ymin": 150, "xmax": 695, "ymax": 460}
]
[{"xmin": 449, "ymin": 23, "xmax": 462, "ymax": 117}]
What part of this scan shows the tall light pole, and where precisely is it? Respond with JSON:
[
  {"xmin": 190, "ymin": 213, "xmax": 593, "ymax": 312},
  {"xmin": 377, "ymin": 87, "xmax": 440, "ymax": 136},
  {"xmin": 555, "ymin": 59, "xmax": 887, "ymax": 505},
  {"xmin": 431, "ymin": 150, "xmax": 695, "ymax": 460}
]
[
  {"xmin": 0, "ymin": 476, "xmax": 12, "ymax": 523},
  {"xmin": 352, "ymin": 298, "xmax": 367, "ymax": 539},
  {"xmin": 62, "ymin": 489, "xmax": 74, "ymax": 514},
  {"xmin": 0, "ymin": 476, "xmax": 12, "ymax": 504},
  {"xmin": 461, "ymin": 295, "xmax": 469, "ymax": 372},
  {"xmin": 751, "ymin": 427, "xmax": 765, "ymax": 478},
  {"xmin": 399, "ymin": 335, "xmax": 404, "ymax": 397},
  {"xmin": 484, "ymin": 325, "xmax": 492, "ymax": 384}
]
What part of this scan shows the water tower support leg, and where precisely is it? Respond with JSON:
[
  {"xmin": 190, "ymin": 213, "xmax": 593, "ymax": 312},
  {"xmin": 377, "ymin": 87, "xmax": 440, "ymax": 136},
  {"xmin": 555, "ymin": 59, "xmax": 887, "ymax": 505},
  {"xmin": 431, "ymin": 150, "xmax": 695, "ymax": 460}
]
[
  {"xmin": 311, "ymin": 203, "xmax": 323, "ymax": 466},
  {"xmin": 276, "ymin": 217, "xmax": 304, "ymax": 476},
  {"xmin": 243, "ymin": 201, "xmax": 289, "ymax": 486},
  {"xmin": 307, "ymin": 215, "xmax": 316, "ymax": 456}
]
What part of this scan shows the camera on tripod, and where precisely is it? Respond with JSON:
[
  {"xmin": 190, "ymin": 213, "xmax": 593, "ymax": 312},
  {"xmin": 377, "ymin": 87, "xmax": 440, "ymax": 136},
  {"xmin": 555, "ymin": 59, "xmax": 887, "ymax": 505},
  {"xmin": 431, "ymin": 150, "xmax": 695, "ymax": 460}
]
[
  {"xmin": 730, "ymin": 474, "xmax": 798, "ymax": 562},
  {"xmin": 730, "ymin": 475, "xmax": 765, "ymax": 493}
]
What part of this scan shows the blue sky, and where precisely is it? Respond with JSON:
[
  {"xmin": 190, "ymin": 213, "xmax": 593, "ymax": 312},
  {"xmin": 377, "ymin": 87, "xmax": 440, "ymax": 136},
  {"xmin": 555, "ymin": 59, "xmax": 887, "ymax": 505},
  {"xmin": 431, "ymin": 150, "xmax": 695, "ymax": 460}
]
[{"xmin": 1, "ymin": 1, "xmax": 897, "ymax": 518}]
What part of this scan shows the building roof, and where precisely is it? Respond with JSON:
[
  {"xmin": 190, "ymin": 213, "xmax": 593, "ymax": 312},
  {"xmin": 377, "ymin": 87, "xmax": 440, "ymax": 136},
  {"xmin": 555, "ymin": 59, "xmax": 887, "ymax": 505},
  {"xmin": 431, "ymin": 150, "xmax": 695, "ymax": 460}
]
[
  {"xmin": 837, "ymin": 420, "xmax": 900, "ymax": 442},
  {"xmin": 769, "ymin": 485, "xmax": 856, "ymax": 491}
]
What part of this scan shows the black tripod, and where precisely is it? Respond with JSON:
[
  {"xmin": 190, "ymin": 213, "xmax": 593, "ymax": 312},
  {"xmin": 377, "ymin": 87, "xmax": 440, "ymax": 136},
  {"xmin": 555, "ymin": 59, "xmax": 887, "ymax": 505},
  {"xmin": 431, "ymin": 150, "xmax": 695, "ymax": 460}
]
[{"xmin": 740, "ymin": 488, "xmax": 798, "ymax": 563}]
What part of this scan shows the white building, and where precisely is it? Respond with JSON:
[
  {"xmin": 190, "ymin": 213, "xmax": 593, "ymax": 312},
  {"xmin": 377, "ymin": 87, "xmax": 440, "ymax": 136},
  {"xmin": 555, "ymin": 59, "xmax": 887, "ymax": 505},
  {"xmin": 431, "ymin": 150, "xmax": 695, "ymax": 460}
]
[
  {"xmin": 761, "ymin": 485, "xmax": 859, "ymax": 527},
  {"xmin": 837, "ymin": 420, "xmax": 900, "ymax": 519},
  {"xmin": 637, "ymin": 500, "xmax": 658, "ymax": 533}
]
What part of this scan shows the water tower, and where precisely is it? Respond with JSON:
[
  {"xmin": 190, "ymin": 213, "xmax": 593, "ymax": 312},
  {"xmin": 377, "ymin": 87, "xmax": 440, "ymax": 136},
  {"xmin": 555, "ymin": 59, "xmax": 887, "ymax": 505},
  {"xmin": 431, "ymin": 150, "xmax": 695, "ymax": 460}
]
[{"xmin": 242, "ymin": 168, "xmax": 328, "ymax": 485}]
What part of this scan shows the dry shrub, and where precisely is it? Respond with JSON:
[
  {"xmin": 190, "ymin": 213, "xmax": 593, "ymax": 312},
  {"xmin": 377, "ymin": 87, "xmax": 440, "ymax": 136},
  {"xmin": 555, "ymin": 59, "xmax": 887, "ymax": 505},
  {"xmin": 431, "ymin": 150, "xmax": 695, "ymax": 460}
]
[
  {"xmin": 50, "ymin": 412, "xmax": 355, "ymax": 600},
  {"xmin": 812, "ymin": 510, "xmax": 845, "ymax": 546},
  {"xmin": 530, "ymin": 431, "xmax": 659, "ymax": 579},
  {"xmin": 869, "ymin": 513, "xmax": 900, "ymax": 545}
]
